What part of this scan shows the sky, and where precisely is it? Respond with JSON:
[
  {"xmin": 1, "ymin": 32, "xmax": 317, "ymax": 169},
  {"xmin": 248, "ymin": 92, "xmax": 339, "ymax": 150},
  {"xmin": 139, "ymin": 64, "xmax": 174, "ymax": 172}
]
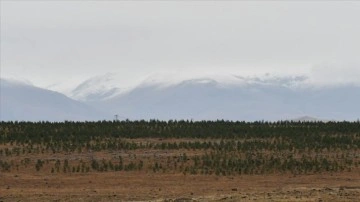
[{"xmin": 1, "ymin": 1, "xmax": 360, "ymax": 90}]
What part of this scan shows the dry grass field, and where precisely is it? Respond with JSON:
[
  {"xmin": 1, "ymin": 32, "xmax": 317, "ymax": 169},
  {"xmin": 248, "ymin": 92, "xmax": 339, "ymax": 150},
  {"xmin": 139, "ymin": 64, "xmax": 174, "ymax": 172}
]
[
  {"xmin": 1, "ymin": 140, "xmax": 360, "ymax": 202},
  {"xmin": 2, "ymin": 163, "xmax": 360, "ymax": 201},
  {"xmin": 1, "ymin": 121, "xmax": 360, "ymax": 201}
]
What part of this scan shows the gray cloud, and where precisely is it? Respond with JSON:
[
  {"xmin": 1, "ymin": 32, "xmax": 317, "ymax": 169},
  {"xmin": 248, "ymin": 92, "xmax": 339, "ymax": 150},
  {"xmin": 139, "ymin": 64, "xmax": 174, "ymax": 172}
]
[
  {"xmin": 307, "ymin": 63, "xmax": 360, "ymax": 87},
  {"xmin": 1, "ymin": 1, "xmax": 360, "ymax": 88}
]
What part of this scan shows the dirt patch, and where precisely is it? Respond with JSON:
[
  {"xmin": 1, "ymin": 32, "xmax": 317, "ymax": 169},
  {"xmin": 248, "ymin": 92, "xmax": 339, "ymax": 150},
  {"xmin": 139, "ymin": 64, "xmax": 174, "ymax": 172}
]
[{"xmin": 1, "ymin": 171, "xmax": 360, "ymax": 201}]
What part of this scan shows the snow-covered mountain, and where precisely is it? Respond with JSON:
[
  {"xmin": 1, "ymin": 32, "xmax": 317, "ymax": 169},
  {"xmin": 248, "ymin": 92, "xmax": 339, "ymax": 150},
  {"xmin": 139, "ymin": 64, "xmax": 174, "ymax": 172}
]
[
  {"xmin": 85, "ymin": 75, "xmax": 360, "ymax": 121},
  {"xmin": 93, "ymin": 79, "xmax": 298, "ymax": 121},
  {"xmin": 1, "ymin": 74, "xmax": 360, "ymax": 121},
  {"xmin": 0, "ymin": 79, "xmax": 109, "ymax": 121}
]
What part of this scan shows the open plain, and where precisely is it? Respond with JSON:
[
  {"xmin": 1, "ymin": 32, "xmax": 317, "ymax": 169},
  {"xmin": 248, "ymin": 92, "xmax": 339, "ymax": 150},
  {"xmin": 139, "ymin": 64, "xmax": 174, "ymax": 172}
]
[{"xmin": 1, "ymin": 121, "xmax": 360, "ymax": 201}]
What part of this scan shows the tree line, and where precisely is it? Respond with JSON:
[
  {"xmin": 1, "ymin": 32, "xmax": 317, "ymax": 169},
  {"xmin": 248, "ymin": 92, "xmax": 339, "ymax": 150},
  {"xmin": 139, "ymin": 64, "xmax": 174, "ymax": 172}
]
[{"xmin": 1, "ymin": 120, "xmax": 360, "ymax": 143}]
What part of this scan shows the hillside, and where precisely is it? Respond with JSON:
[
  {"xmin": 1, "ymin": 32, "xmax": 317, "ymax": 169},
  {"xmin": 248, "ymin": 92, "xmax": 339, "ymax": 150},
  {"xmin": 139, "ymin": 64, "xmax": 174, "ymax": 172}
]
[{"xmin": 0, "ymin": 79, "xmax": 108, "ymax": 121}]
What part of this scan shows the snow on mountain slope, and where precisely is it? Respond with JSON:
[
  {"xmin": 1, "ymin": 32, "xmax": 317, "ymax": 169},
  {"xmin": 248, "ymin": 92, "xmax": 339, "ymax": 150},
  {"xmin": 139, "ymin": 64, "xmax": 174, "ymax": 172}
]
[
  {"xmin": 68, "ymin": 73, "xmax": 124, "ymax": 101},
  {"xmin": 65, "ymin": 73, "xmax": 308, "ymax": 102},
  {"xmin": 0, "ymin": 78, "xmax": 109, "ymax": 121},
  {"xmin": 65, "ymin": 73, "xmax": 248, "ymax": 101}
]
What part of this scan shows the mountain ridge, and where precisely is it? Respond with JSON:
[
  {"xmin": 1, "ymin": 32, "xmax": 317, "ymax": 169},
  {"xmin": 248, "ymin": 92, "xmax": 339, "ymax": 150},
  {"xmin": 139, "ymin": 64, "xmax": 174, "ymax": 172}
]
[
  {"xmin": 63, "ymin": 73, "xmax": 311, "ymax": 102},
  {"xmin": 1, "ymin": 76, "xmax": 359, "ymax": 121}
]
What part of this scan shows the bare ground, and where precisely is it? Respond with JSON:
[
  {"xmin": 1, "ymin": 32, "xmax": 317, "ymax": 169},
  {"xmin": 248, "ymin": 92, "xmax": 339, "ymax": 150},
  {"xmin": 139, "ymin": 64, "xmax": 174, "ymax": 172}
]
[{"xmin": 1, "ymin": 170, "xmax": 360, "ymax": 201}]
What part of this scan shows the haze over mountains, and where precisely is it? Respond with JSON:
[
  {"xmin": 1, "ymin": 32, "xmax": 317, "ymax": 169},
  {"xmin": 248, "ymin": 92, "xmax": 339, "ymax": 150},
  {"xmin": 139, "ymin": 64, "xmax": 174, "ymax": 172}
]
[{"xmin": 1, "ymin": 73, "xmax": 359, "ymax": 122}]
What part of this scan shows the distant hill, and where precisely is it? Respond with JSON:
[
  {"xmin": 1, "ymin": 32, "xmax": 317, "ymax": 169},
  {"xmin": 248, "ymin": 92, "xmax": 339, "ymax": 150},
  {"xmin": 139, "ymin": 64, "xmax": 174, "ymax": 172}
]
[
  {"xmin": 291, "ymin": 116, "xmax": 321, "ymax": 122},
  {"xmin": 0, "ymin": 79, "xmax": 109, "ymax": 121}
]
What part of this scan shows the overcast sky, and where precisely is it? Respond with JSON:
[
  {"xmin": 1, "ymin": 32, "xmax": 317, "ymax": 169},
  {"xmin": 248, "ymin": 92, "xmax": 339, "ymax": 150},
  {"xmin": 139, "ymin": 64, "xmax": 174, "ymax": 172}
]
[{"xmin": 1, "ymin": 1, "xmax": 360, "ymax": 89}]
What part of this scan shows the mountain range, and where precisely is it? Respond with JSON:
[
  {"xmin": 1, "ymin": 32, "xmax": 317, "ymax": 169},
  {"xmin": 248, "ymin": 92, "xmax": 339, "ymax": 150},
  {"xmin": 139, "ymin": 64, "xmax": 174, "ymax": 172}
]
[{"xmin": 1, "ymin": 74, "xmax": 359, "ymax": 121}]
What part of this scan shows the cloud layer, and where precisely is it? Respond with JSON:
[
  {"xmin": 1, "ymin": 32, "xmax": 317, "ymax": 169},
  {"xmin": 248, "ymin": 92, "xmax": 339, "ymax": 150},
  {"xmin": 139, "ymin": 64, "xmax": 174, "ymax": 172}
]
[{"xmin": 1, "ymin": 1, "xmax": 360, "ymax": 89}]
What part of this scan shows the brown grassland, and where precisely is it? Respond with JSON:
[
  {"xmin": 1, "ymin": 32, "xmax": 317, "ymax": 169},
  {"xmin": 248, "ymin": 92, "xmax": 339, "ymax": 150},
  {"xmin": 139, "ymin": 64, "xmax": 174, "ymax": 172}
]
[
  {"xmin": 1, "ymin": 121, "xmax": 360, "ymax": 201},
  {"xmin": 1, "ymin": 138, "xmax": 360, "ymax": 201}
]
